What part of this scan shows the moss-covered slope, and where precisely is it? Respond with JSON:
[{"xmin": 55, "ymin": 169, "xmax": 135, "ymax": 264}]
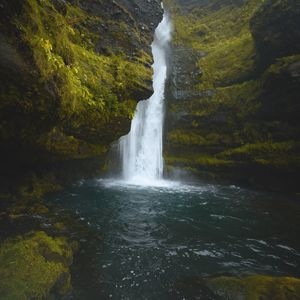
[
  {"xmin": 0, "ymin": 0, "xmax": 163, "ymax": 197},
  {"xmin": 164, "ymin": 0, "xmax": 300, "ymax": 191}
]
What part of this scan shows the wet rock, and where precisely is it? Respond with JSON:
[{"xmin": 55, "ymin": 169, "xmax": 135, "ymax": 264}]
[
  {"xmin": 206, "ymin": 275, "xmax": 300, "ymax": 300},
  {"xmin": 167, "ymin": 47, "xmax": 205, "ymax": 100},
  {"xmin": 174, "ymin": 275, "xmax": 300, "ymax": 300},
  {"xmin": 288, "ymin": 60, "xmax": 300, "ymax": 78}
]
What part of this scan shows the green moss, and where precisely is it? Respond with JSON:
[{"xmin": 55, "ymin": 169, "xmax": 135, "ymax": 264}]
[
  {"xmin": 165, "ymin": 0, "xmax": 300, "ymax": 185},
  {"xmin": 168, "ymin": 129, "xmax": 236, "ymax": 146},
  {"xmin": 8, "ymin": 201, "xmax": 50, "ymax": 220},
  {"xmin": 38, "ymin": 127, "xmax": 107, "ymax": 159},
  {"xmin": 263, "ymin": 54, "xmax": 300, "ymax": 77},
  {"xmin": 0, "ymin": 231, "xmax": 73, "ymax": 300},
  {"xmin": 168, "ymin": 129, "xmax": 207, "ymax": 145},
  {"xmin": 206, "ymin": 275, "xmax": 300, "ymax": 300},
  {"xmin": 16, "ymin": 0, "xmax": 151, "ymax": 123},
  {"xmin": 219, "ymin": 141, "xmax": 300, "ymax": 168},
  {"xmin": 168, "ymin": 0, "xmax": 264, "ymax": 87},
  {"xmin": 16, "ymin": 174, "xmax": 62, "ymax": 200},
  {"xmin": 198, "ymin": 32, "xmax": 256, "ymax": 88},
  {"xmin": 165, "ymin": 154, "xmax": 232, "ymax": 167}
]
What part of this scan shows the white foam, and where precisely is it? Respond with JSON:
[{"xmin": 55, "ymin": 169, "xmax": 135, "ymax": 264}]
[{"xmin": 97, "ymin": 178, "xmax": 211, "ymax": 194}]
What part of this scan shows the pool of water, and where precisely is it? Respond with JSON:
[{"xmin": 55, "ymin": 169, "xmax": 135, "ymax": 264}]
[{"xmin": 47, "ymin": 179, "xmax": 300, "ymax": 299}]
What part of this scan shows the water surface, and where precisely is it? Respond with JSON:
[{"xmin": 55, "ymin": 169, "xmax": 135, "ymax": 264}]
[{"xmin": 47, "ymin": 179, "xmax": 300, "ymax": 299}]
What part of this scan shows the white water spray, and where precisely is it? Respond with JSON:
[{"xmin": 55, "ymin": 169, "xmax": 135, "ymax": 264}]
[{"xmin": 119, "ymin": 10, "xmax": 172, "ymax": 185}]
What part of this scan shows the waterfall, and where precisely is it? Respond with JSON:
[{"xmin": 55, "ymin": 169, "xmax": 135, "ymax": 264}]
[{"xmin": 119, "ymin": 10, "xmax": 172, "ymax": 185}]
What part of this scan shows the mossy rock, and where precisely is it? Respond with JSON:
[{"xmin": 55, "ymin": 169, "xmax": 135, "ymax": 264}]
[
  {"xmin": 14, "ymin": 0, "xmax": 153, "ymax": 144},
  {"xmin": 0, "ymin": 231, "xmax": 73, "ymax": 300},
  {"xmin": 250, "ymin": 0, "xmax": 300, "ymax": 67},
  {"xmin": 16, "ymin": 174, "xmax": 63, "ymax": 200},
  {"xmin": 164, "ymin": 0, "xmax": 300, "ymax": 190},
  {"xmin": 206, "ymin": 275, "xmax": 300, "ymax": 300},
  {"xmin": 0, "ymin": 0, "xmax": 162, "ymax": 192},
  {"xmin": 37, "ymin": 127, "xmax": 108, "ymax": 159}
]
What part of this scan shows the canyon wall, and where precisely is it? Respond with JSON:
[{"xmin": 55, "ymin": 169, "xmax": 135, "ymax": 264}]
[
  {"xmin": 0, "ymin": 0, "xmax": 163, "ymax": 198},
  {"xmin": 164, "ymin": 0, "xmax": 300, "ymax": 191}
]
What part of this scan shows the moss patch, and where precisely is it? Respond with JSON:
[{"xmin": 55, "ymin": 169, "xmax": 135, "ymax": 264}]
[
  {"xmin": 37, "ymin": 127, "xmax": 107, "ymax": 159},
  {"xmin": 219, "ymin": 141, "xmax": 300, "ymax": 168},
  {"xmin": 206, "ymin": 275, "xmax": 300, "ymax": 300},
  {"xmin": 165, "ymin": 154, "xmax": 232, "ymax": 168},
  {"xmin": 16, "ymin": 0, "xmax": 151, "ymax": 122},
  {"xmin": 0, "ymin": 231, "xmax": 73, "ymax": 300},
  {"xmin": 164, "ymin": 0, "xmax": 300, "ymax": 188},
  {"xmin": 167, "ymin": 0, "xmax": 263, "ymax": 87}
]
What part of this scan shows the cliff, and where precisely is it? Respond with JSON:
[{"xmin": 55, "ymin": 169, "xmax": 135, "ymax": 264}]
[
  {"xmin": 164, "ymin": 0, "xmax": 300, "ymax": 191},
  {"xmin": 0, "ymin": 1, "xmax": 163, "ymax": 297},
  {"xmin": 0, "ymin": 0, "xmax": 163, "ymax": 198}
]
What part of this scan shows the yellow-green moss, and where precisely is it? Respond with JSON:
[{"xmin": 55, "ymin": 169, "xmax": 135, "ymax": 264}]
[
  {"xmin": 38, "ymin": 127, "xmax": 107, "ymax": 159},
  {"xmin": 165, "ymin": 154, "xmax": 232, "ymax": 167},
  {"xmin": 198, "ymin": 32, "xmax": 256, "ymax": 88},
  {"xmin": 8, "ymin": 201, "xmax": 50, "ymax": 220},
  {"xmin": 206, "ymin": 275, "xmax": 300, "ymax": 300},
  {"xmin": 219, "ymin": 141, "xmax": 300, "ymax": 168},
  {"xmin": 263, "ymin": 54, "xmax": 300, "ymax": 77},
  {"xmin": 0, "ymin": 231, "xmax": 73, "ymax": 300},
  {"xmin": 168, "ymin": 129, "xmax": 236, "ymax": 146},
  {"xmin": 168, "ymin": 129, "xmax": 207, "ymax": 145},
  {"xmin": 16, "ymin": 174, "xmax": 62, "ymax": 200},
  {"xmin": 165, "ymin": 0, "xmax": 300, "ymax": 181},
  {"xmin": 16, "ymin": 0, "xmax": 151, "ymax": 122},
  {"xmin": 167, "ymin": 0, "xmax": 264, "ymax": 87}
]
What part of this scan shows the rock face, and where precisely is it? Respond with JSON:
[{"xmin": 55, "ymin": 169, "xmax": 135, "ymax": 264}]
[
  {"xmin": 0, "ymin": 0, "xmax": 163, "ymax": 197},
  {"xmin": 250, "ymin": 0, "xmax": 300, "ymax": 67},
  {"xmin": 206, "ymin": 275, "xmax": 300, "ymax": 300},
  {"xmin": 164, "ymin": 0, "xmax": 300, "ymax": 191},
  {"xmin": 175, "ymin": 275, "xmax": 300, "ymax": 300}
]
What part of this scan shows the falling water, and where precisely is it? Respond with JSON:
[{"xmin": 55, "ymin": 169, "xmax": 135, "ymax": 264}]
[{"xmin": 119, "ymin": 10, "xmax": 172, "ymax": 185}]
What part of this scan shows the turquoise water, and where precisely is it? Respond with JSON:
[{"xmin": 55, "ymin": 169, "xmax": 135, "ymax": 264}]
[{"xmin": 47, "ymin": 179, "xmax": 300, "ymax": 299}]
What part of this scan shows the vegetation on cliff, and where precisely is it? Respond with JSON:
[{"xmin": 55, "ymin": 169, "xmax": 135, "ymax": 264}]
[
  {"xmin": 164, "ymin": 0, "xmax": 300, "ymax": 189},
  {"xmin": 12, "ymin": 0, "xmax": 153, "ymax": 148},
  {"xmin": 0, "ymin": 1, "xmax": 162, "ymax": 294},
  {"xmin": 0, "ymin": 0, "xmax": 162, "ymax": 198}
]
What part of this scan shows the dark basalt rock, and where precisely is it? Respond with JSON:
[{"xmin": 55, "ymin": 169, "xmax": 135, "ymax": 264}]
[
  {"xmin": 173, "ymin": 275, "xmax": 300, "ymax": 300},
  {"xmin": 250, "ymin": 0, "xmax": 300, "ymax": 67},
  {"xmin": 164, "ymin": 0, "xmax": 300, "ymax": 192},
  {"xmin": 0, "ymin": 0, "xmax": 163, "ymax": 198},
  {"xmin": 258, "ymin": 58, "xmax": 300, "ymax": 124},
  {"xmin": 72, "ymin": 0, "xmax": 163, "ymax": 56},
  {"xmin": 168, "ymin": 47, "xmax": 205, "ymax": 99}
]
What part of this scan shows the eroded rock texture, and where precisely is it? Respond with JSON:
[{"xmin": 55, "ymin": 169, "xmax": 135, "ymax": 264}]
[
  {"xmin": 164, "ymin": 0, "xmax": 300, "ymax": 191},
  {"xmin": 0, "ymin": 0, "xmax": 163, "ymax": 197}
]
